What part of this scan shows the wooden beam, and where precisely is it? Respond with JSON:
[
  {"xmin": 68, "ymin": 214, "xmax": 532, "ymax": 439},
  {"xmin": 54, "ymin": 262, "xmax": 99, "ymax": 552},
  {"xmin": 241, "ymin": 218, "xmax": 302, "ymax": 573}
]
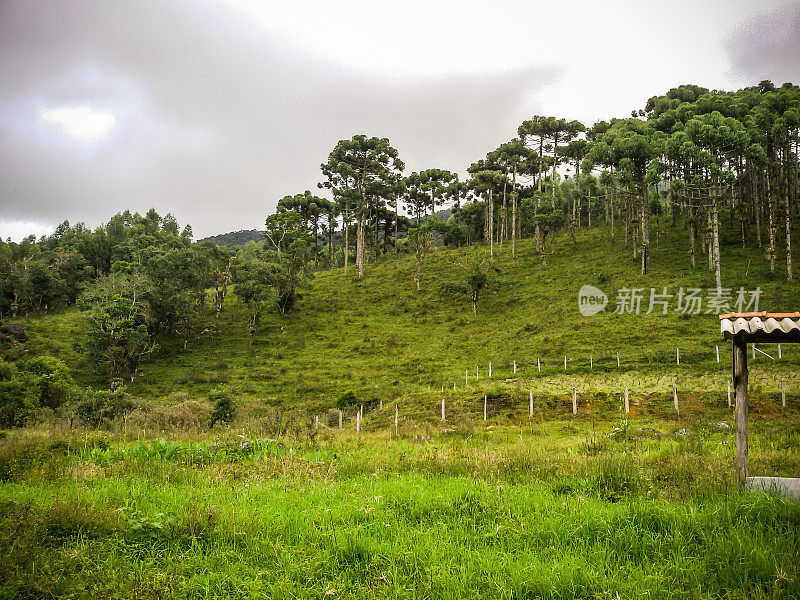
[{"xmin": 733, "ymin": 340, "xmax": 749, "ymax": 487}]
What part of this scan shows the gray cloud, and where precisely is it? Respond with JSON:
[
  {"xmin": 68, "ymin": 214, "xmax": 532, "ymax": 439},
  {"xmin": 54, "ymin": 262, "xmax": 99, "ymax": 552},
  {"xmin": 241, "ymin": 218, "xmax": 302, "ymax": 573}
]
[
  {"xmin": 0, "ymin": 1, "xmax": 559, "ymax": 238},
  {"xmin": 726, "ymin": 4, "xmax": 800, "ymax": 85}
]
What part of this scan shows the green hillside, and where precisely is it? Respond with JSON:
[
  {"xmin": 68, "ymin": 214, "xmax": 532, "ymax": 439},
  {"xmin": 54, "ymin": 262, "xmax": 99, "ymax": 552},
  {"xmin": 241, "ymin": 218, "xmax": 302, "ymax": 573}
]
[{"xmin": 22, "ymin": 222, "xmax": 800, "ymax": 417}]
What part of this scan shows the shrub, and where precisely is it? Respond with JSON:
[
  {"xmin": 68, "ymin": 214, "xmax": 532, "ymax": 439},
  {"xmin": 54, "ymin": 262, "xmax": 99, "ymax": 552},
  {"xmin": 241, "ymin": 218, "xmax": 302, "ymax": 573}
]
[
  {"xmin": 74, "ymin": 389, "xmax": 136, "ymax": 427},
  {"xmin": 209, "ymin": 389, "xmax": 235, "ymax": 427},
  {"xmin": 337, "ymin": 390, "xmax": 359, "ymax": 409}
]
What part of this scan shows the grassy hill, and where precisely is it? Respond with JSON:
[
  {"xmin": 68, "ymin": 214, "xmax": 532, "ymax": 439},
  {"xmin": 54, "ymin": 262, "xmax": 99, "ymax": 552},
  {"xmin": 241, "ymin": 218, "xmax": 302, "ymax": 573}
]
[{"xmin": 22, "ymin": 221, "xmax": 800, "ymax": 419}]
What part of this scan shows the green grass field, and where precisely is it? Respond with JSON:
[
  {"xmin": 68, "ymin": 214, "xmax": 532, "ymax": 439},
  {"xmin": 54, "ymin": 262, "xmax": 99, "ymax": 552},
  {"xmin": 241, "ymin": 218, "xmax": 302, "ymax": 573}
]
[{"xmin": 1, "ymin": 416, "xmax": 799, "ymax": 599}]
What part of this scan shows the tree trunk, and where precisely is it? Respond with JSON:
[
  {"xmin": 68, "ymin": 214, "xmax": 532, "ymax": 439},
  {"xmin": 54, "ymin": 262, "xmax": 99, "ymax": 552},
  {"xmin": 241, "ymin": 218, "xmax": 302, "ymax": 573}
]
[
  {"xmin": 712, "ymin": 191, "xmax": 722, "ymax": 289},
  {"xmin": 489, "ymin": 190, "xmax": 494, "ymax": 257},
  {"xmin": 511, "ymin": 164, "xmax": 517, "ymax": 258},
  {"xmin": 356, "ymin": 214, "xmax": 365, "ymax": 279}
]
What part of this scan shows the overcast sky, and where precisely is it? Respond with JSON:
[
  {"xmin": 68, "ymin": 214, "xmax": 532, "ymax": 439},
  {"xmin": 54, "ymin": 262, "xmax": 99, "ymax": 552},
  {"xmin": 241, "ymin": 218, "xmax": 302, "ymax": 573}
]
[{"xmin": 1, "ymin": 0, "xmax": 798, "ymax": 241}]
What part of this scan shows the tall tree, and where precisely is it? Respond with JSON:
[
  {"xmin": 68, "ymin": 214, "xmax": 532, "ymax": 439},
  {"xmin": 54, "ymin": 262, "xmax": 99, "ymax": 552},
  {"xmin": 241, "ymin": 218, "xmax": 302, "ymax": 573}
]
[{"xmin": 320, "ymin": 135, "xmax": 404, "ymax": 279}]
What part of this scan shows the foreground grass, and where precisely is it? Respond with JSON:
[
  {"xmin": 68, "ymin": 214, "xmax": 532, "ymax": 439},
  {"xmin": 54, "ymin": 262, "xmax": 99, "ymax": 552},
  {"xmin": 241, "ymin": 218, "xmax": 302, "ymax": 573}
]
[{"xmin": 1, "ymin": 416, "xmax": 799, "ymax": 599}]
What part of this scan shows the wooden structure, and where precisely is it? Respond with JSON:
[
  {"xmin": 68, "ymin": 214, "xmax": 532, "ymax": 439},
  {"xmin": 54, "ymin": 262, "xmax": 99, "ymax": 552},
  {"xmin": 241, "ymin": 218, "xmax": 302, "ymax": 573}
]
[{"xmin": 720, "ymin": 312, "xmax": 800, "ymax": 487}]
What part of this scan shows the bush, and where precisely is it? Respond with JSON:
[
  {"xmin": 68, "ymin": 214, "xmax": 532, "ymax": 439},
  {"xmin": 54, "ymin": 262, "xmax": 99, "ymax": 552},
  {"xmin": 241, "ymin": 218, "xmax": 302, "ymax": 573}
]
[
  {"xmin": 337, "ymin": 390, "xmax": 358, "ymax": 409},
  {"xmin": 74, "ymin": 389, "xmax": 137, "ymax": 427},
  {"xmin": 209, "ymin": 389, "xmax": 235, "ymax": 427}
]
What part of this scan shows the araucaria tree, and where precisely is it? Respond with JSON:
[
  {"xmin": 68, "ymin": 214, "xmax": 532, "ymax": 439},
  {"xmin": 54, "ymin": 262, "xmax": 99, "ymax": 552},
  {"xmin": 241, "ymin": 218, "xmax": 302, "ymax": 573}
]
[{"xmin": 320, "ymin": 135, "xmax": 404, "ymax": 279}]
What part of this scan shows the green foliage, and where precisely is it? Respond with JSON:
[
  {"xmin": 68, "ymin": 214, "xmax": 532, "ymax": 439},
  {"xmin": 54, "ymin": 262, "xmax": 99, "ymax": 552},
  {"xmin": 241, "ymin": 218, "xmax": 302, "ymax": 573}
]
[
  {"xmin": 209, "ymin": 388, "xmax": 235, "ymax": 426},
  {"xmin": 337, "ymin": 390, "xmax": 358, "ymax": 408}
]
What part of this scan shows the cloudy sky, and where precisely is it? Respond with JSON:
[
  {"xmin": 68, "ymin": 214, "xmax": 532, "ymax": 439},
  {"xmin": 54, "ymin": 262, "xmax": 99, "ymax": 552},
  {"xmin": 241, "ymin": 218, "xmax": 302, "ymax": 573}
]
[{"xmin": 1, "ymin": 0, "xmax": 798, "ymax": 241}]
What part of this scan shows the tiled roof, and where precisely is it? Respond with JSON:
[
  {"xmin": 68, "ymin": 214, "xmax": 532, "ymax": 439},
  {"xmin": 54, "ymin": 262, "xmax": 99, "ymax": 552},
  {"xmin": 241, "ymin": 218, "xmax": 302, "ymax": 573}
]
[{"xmin": 720, "ymin": 313, "xmax": 800, "ymax": 342}]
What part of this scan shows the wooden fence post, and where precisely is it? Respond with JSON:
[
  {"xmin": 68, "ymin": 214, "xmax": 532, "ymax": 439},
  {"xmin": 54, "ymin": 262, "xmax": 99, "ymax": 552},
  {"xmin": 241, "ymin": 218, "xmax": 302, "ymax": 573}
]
[
  {"xmin": 315, "ymin": 415, "xmax": 319, "ymax": 430},
  {"xmin": 441, "ymin": 398, "xmax": 445, "ymax": 422},
  {"xmin": 778, "ymin": 344, "xmax": 782, "ymax": 359},
  {"xmin": 624, "ymin": 385, "xmax": 629, "ymax": 414},
  {"xmin": 781, "ymin": 379, "xmax": 786, "ymax": 408},
  {"xmin": 537, "ymin": 358, "xmax": 541, "ymax": 372},
  {"xmin": 676, "ymin": 348, "xmax": 680, "ymax": 365},
  {"xmin": 752, "ymin": 344, "xmax": 756, "ymax": 360},
  {"xmin": 564, "ymin": 355, "xmax": 567, "ymax": 370},
  {"xmin": 339, "ymin": 409, "xmax": 342, "ymax": 429},
  {"xmin": 513, "ymin": 360, "xmax": 517, "ymax": 374},
  {"xmin": 489, "ymin": 362, "xmax": 492, "ymax": 378},
  {"xmin": 476, "ymin": 366, "xmax": 479, "ymax": 380},
  {"xmin": 727, "ymin": 380, "xmax": 731, "ymax": 408},
  {"xmin": 716, "ymin": 345, "xmax": 720, "ymax": 363},
  {"xmin": 380, "ymin": 400, "xmax": 383, "ymax": 410},
  {"xmin": 483, "ymin": 395, "xmax": 487, "ymax": 422},
  {"xmin": 673, "ymin": 382, "xmax": 678, "ymax": 413},
  {"xmin": 529, "ymin": 390, "xmax": 533, "ymax": 417},
  {"xmin": 572, "ymin": 387, "xmax": 577, "ymax": 415},
  {"xmin": 395, "ymin": 404, "xmax": 398, "ymax": 436},
  {"xmin": 590, "ymin": 355, "xmax": 593, "ymax": 370},
  {"xmin": 733, "ymin": 341, "xmax": 749, "ymax": 487},
  {"xmin": 356, "ymin": 409, "xmax": 361, "ymax": 433},
  {"xmin": 617, "ymin": 352, "xmax": 620, "ymax": 368}
]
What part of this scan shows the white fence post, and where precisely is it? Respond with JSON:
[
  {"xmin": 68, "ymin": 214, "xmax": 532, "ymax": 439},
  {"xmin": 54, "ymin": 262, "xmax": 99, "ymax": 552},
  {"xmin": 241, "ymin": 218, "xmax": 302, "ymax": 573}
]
[
  {"xmin": 624, "ymin": 385, "xmax": 629, "ymax": 414},
  {"xmin": 617, "ymin": 352, "xmax": 620, "ymax": 367},
  {"xmin": 529, "ymin": 390, "xmax": 533, "ymax": 417},
  {"xmin": 537, "ymin": 358, "xmax": 541, "ymax": 372},
  {"xmin": 339, "ymin": 409, "xmax": 343, "ymax": 429},
  {"xmin": 727, "ymin": 380, "xmax": 731, "ymax": 408},
  {"xmin": 489, "ymin": 362, "xmax": 492, "ymax": 378},
  {"xmin": 395, "ymin": 404, "xmax": 398, "ymax": 435},
  {"xmin": 564, "ymin": 355, "xmax": 567, "ymax": 370},
  {"xmin": 781, "ymin": 379, "xmax": 786, "ymax": 408},
  {"xmin": 572, "ymin": 387, "xmax": 577, "ymax": 415},
  {"xmin": 483, "ymin": 395, "xmax": 487, "ymax": 422},
  {"xmin": 673, "ymin": 383, "xmax": 678, "ymax": 412},
  {"xmin": 441, "ymin": 398, "xmax": 446, "ymax": 421},
  {"xmin": 778, "ymin": 344, "xmax": 782, "ymax": 359},
  {"xmin": 716, "ymin": 345, "xmax": 720, "ymax": 363},
  {"xmin": 513, "ymin": 361, "xmax": 517, "ymax": 374},
  {"xmin": 590, "ymin": 355, "xmax": 593, "ymax": 370},
  {"xmin": 676, "ymin": 348, "xmax": 680, "ymax": 365}
]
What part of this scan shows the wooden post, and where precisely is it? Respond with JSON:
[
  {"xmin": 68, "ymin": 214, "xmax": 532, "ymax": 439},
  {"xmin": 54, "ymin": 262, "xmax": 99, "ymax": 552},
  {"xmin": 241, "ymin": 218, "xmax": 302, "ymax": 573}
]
[
  {"xmin": 441, "ymin": 398, "xmax": 445, "ymax": 422},
  {"xmin": 564, "ymin": 355, "xmax": 567, "ymax": 370},
  {"xmin": 476, "ymin": 366, "xmax": 479, "ymax": 380},
  {"xmin": 315, "ymin": 415, "xmax": 319, "ymax": 429},
  {"xmin": 624, "ymin": 385, "xmax": 629, "ymax": 414},
  {"xmin": 673, "ymin": 382, "xmax": 678, "ymax": 413},
  {"xmin": 778, "ymin": 344, "xmax": 782, "ymax": 359},
  {"xmin": 733, "ymin": 340, "xmax": 749, "ymax": 487},
  {"xmin": 489, "ymin": 362, "xmax": 492, "ymax": 378},
  {"xmin": 394, "ymin": 404, "xmax": 398, "ymax": 435},
  {"xmin": 572, "ymin": 387, "xmax": 577, "ymax": 415},
  {"xmin": 590, "ymin": 355, "xmax": 593, "ymax": 370},
  {"xmin": 465, "ymin": 368, "xmax": 468, "ymax": 386},
  {"xmin": 617, "ymin": 352, "xmax": 620, "ymax": 367},
  {"xmin": 513, "ymin": 360, "xmax": 517, "ymax": 374},
  {"xmin": 339, "ymin": 409, "xmax": 343, "ymax": 429},
  {"xmin": 752, "ymin": 344, "xmax": 756, "ymax": 360},
  {"xmin": 483, "ymin": 395, "xmax": 487, "ymax": 421},
  {"xmin": 716, "ymin": 345, "xmax": 720, "ymax": 363},
  {"xmin": 537, "ymin": 358, "xmax": 541, "ymax": 372},
  {"xmin": 781, "ymin": 378, "xmax": 786, "ymax": 408},
  {"xmin": 727, "ymin": 380, "xmax": 731, "ymax": 408},
  {"xmin": 676, "ymin": 348, "xmax": 680, "ymax": 365},
  {"xmin": 453, "ymin": 382, "xmax": 456, "ymax": 391},
  {"xmin": 380, "ymin": 399, "xmax": 383, "ymax": 410},
  {"xmin": 529, "ymin": 390, "xmax": 533, "ymax": 417},
  {"xmin": 356, "ymin": 409, "xmax": 361, "ymax": 433}
]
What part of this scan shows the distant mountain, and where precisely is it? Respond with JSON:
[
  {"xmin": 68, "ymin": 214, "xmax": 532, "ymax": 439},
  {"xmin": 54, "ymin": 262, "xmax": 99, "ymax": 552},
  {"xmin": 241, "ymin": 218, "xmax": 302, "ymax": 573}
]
[{"xmin": 198, "ymin": 229, "xmax": 264, "ymax": 248}]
